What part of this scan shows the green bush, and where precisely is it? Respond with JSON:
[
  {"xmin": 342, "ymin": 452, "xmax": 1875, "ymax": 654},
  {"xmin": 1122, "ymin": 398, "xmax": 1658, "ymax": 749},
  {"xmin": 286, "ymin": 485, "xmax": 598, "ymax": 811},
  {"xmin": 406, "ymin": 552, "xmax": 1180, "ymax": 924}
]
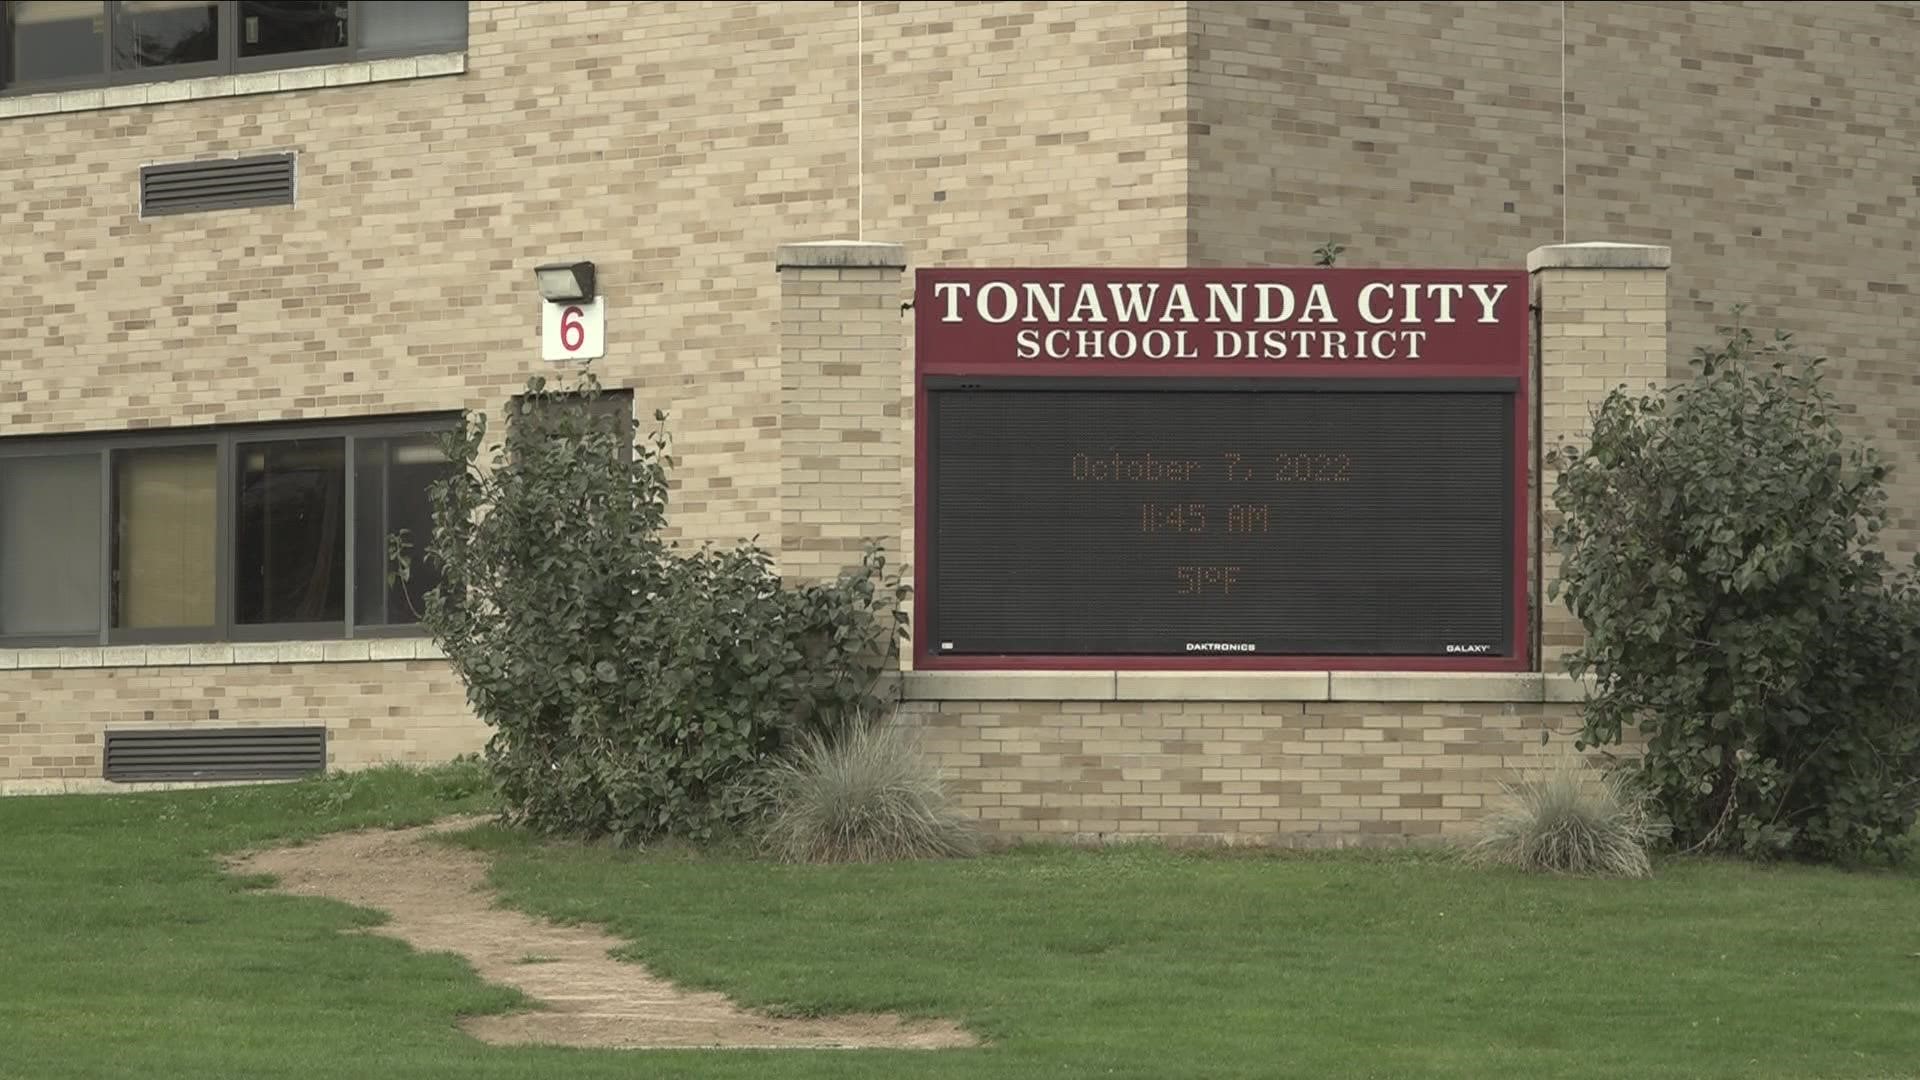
[
  {"xmin": 1467, "ymin": 752, "xmax": 1657, "ymax": 877},
  {"xmin": 406, "ymin": 375, "xmax": 907, "ymax": 845},
  {"xmin": 759, "ymin": 713, "xmax": 978, "ymax": 864},
  {"xmin": 1551, "ymin": 316, "xmax": 1920, "ymax": 862}
]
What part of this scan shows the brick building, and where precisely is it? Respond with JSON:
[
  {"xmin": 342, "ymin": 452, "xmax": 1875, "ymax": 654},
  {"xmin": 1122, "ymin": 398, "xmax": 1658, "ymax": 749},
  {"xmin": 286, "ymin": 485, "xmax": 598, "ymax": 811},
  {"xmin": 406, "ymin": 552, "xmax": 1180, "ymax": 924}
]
[{"xmin": 1, "ymin": 2, "xmax": 1913, "ymax": 841}]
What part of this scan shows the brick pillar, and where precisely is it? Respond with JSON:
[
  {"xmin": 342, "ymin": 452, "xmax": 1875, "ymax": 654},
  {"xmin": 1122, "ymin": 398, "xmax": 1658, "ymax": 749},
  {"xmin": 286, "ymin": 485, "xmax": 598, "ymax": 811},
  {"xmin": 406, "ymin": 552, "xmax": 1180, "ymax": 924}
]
[
  {"xmin": 1529, "ymin": 242, "xmax": 1671, "ymax": 670},
  {"xmin": 774, "ymin": 240, "xmax": 909, "ymax": 582}
]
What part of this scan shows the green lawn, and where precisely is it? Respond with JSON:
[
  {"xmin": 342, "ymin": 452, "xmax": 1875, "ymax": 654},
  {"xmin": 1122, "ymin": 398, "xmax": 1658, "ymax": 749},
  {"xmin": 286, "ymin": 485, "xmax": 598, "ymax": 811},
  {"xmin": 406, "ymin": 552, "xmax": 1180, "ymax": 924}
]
[{"xmin": 1, "ymin": 767, "xmax": 1916, "ymax": 1080}]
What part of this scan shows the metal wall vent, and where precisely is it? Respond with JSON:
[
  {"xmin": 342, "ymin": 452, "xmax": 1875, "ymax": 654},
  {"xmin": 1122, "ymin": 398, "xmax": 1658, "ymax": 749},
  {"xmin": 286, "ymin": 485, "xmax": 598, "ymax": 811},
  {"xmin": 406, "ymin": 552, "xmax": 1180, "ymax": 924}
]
[
  {"xmin": 139, "ymin": 153, "xmax": 296, "ymax": 217},
  {"xmin": 104, "ymin": 726, "xmax": 326, "ymax": 782}
]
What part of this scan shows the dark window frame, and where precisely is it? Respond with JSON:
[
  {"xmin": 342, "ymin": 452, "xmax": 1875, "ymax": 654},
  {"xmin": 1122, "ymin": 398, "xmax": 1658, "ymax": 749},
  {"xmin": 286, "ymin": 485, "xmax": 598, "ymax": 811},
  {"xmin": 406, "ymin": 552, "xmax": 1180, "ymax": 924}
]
[
  {"xmin": 0, "ymin": 412, "xmax": 459, "ymax": 648},
  {"xmin": 232, "ymin": 0, "xmax": 351, "ymax": 74},
  {"xmin": 0, "ymin": 0, "xmax": 466, "ymax": 97},
  {"xmin": 230, "ymin": 434, "xmax": 351, "ymax": 639},
  {"xmin": 109, "ymin": 434, "xmax": 225, "ymax": 645},
  {"xmin": 110, "ymin": 0, "xmax": 227, "ymax": 83}
]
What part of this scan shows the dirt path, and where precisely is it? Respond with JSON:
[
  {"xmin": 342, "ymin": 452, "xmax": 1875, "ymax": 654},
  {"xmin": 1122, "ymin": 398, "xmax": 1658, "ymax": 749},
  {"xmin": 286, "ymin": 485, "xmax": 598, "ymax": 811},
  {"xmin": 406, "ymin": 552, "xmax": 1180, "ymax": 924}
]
[{"xmin": 229, "ymin": 819, "xmax": 975, "ymax": 1050}]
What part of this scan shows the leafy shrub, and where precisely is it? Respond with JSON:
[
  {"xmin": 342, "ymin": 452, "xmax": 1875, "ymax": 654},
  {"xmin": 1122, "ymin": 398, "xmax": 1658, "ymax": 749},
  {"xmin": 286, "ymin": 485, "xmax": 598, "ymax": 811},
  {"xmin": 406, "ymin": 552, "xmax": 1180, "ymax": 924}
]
[
  {"xmin": 759, "ymin": 713, "xmax": 978, "ymax": 864},
  {"xmin": 1551, "ymin": 316, "xmax": 1920, "ymax": 862},
  {"xmin": 1467, "ymin": 752, "xmax": 1657, "ymax": 877},
  {"xmin": 407, "ymin": 375, "xmax": 908, "ymax": 845}
]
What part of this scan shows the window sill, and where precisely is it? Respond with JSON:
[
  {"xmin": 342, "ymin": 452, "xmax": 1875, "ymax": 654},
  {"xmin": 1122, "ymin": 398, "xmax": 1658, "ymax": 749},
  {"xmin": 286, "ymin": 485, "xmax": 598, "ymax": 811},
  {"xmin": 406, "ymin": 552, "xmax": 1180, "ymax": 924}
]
[
  {"xmin": 902, "ymin": 671, "xmax": 1595, "ymax": 704},
  {"xmin": 0, "ymin": 52, "xmax": 465, "ymax": 120},
  {"xmin": 0, "ymin": 638, "xmax": 446, "ymax": 670}
]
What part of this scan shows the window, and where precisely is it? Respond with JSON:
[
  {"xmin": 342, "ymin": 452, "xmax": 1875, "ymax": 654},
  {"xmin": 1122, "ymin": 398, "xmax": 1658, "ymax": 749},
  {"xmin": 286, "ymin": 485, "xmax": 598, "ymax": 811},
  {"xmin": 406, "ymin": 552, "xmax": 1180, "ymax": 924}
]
[
  {"xmin": 6, "ymin": 1, "xmax": 107, "ymax": 85},
  {"xmin": 353, "ymin": 0, "xmax": 459, "ymax": 56},
  {"xmin": 0, "ymin": 0, "xmax": 464, "ymax": 93},
  {"xmin": 235, "ymin": 437, "xmax": 345, "ymax": 627},
  {"xmin": 238, "ymin": 1, "xmax": 345, "ymax": 60},
  {"xmin": 353, "ymin": 433, "xmax": 448, "ymax": 627},
  {"xmin": 113, "ymin": 444, "xmax": 217, "ymax": 631},
  {"xmin": 0, "ymin": 454, "xmax": 102, "ymax": 636},
  {"xmin": 0, "ymin": 414, "xmax": 456, "ymax": 646},
  {"xmin": 114, "ymin": 1, "xmax": 220, "ymax": 74}
]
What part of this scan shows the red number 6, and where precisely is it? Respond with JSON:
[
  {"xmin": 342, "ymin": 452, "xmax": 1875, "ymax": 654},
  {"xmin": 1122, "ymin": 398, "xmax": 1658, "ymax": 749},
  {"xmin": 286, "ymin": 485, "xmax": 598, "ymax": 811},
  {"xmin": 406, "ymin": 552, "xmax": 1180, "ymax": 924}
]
[{"xmin": 560, "ymin": 306, "xmax": 586, "ymax": 351}]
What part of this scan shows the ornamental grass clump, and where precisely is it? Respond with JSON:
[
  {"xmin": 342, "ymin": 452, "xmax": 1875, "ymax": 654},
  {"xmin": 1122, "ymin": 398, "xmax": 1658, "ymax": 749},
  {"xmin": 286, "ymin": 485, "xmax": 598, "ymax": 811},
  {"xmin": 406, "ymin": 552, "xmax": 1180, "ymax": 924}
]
[
  {"xmin": 1468, "ymin": 752, "xmax": 1658, "ymax": 878},
  {"xmin": 760, "ymin": 716, "xmax": 978, "ymax": 864}
]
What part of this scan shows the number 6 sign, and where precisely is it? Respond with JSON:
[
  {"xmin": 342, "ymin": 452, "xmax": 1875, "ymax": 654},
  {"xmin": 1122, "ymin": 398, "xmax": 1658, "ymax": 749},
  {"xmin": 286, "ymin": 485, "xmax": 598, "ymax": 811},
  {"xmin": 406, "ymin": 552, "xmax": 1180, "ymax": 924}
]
[{"xmin": 541, "ymin": 297, "xmax": 606, "ymax": 362}]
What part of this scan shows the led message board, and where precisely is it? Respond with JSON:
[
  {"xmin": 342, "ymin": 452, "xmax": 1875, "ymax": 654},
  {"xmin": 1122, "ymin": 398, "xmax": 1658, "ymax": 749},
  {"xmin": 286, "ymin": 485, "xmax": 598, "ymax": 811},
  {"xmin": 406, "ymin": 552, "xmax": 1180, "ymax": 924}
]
[{"xmin": 913, "ymin": 269, "xmax": 1530, "ymax": 671}]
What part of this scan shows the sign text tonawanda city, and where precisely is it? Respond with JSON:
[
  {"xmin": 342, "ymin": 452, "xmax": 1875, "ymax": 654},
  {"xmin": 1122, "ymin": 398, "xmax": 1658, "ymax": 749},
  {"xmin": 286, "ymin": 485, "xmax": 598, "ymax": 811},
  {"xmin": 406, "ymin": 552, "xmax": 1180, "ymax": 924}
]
[{"xmin": 916, "ymin": 269, "xmax": 1523, "ymax": 367}]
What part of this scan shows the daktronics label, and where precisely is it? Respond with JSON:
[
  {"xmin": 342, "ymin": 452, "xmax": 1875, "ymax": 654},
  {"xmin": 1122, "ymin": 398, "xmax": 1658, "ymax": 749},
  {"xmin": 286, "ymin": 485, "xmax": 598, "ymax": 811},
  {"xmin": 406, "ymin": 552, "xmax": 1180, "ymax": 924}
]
[{"xmin": 914, "ymin": 268, "xmax": 1529, "ymax": 671}]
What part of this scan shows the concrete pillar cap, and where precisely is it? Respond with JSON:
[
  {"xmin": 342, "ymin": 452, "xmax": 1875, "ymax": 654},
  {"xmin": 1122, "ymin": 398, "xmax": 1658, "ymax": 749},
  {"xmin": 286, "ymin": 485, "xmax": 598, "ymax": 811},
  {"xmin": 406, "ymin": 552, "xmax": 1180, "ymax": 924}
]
[
  {"xmin": 1527, "ymin": 241, "xmax": 1672, "ymax": 272},
  {"xmin": 775, "ymin": 240, "xmax": 908, "ymax": 270}
]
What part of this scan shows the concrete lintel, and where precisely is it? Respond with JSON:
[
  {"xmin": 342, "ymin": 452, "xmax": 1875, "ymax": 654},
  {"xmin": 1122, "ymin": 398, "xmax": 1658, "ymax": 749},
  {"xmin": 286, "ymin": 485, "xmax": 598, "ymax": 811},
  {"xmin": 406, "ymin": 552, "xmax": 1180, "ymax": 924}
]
[
  {"xmin": 1527, "ymin": 242, "xmax": 1672, "ymax": 272},
  {"xmin": 0, "ymin": 639, "xmax": 441, "ymax": 670},
  {"xmin": 1543, "ymin": 673, "xmax": 1599, "ymax": 703},
  {"xmin": 892, "ymin": 669, "xmax": 1596, "ymax": 705},
  {"xmin": 1115, "ymin": 672, "xmax": 1331, "ymax": 702},
  {"xmin": 1330, "ymin": 672, "xmax": 1547, "ymax": 703},
  {"xmin": 0, "ymin": 52, "xmax": 465, "ymax": 120},
  {"xmin": 1, "ymin": 776, "xmax": 297, "ymax": 797},
  {"xmin": 775, "ymin": 240, "xmax": 908, "ymax": 271},
  {"xmin": 367, "ymin": 639, "xmax": 423, "ymax": 661},
  {"xmin": 902, "ymin": 671, "xmax": 1117, "ymax": 701}
]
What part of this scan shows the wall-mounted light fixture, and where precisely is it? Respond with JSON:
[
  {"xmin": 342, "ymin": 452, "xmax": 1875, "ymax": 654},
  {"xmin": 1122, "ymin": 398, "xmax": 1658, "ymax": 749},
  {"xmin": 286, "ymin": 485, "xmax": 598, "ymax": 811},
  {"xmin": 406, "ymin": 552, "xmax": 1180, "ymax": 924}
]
[{"xmin": 533, "ymin": 260, "xmax": 596, "ymax": 302}]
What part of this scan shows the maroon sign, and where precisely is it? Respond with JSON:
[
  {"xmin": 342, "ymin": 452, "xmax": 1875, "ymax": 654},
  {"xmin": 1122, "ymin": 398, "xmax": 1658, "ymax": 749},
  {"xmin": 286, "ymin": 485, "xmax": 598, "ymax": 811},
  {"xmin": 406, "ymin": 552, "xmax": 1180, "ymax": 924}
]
[
  {"xmin": 912, "ymin": 266, "xmax": 1532, "ymax": 673},
  {"xmin": 915, "ymin": 268, "xmax": 1527, "ymax": 378}
]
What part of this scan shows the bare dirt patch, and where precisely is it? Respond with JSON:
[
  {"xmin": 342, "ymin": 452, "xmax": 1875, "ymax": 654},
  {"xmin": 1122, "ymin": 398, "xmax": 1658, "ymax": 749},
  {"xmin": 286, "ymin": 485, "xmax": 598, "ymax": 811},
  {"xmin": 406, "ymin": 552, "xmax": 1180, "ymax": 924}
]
[{"xmin": 229, "ymin": 819, "xmax": 975, "ymax": 1050}]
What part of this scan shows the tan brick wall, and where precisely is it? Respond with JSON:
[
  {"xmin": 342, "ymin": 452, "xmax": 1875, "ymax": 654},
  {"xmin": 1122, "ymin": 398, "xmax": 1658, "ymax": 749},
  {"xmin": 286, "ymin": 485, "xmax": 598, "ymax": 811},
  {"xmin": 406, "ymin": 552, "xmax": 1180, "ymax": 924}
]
[
  {"xmin": 1190, "ymin": 0, "xmax": 1920, "ymax": 558},
  {"xmin": 901, "ymin": 697, "xmax": 1587, "ymax": 844},
  {"xmin": 0, "ymin": 0, "xmax": 1187, "ymax": 549},
  {"xmin": 1535, "ymin": 259, "xmax": 1670, "ymax": 666},
  {"xmin": 777, "ymin": 248, "xmax": 909, "ymax": 581},
  {"xmin": 0, "ymin": 662, "xmax": 480, "ymax": 794}
]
